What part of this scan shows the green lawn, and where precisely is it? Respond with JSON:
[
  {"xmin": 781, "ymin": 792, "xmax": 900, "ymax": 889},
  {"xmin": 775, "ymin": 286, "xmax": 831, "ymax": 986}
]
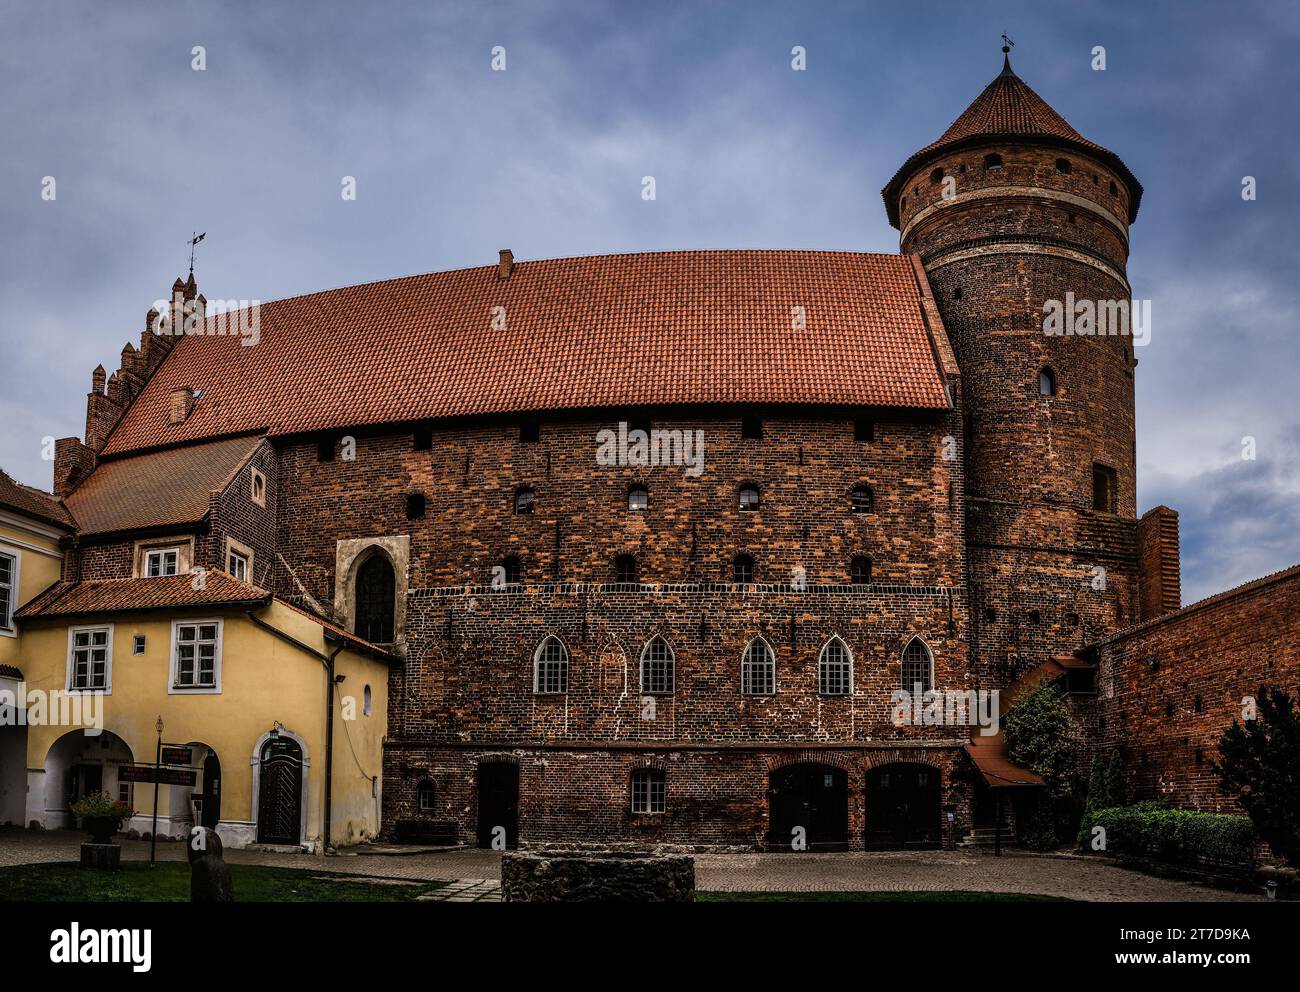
[
  {"xmin": 698, "ymin": 890, "xmax": 1069, "ymax": 902},
  {"xmin": 0, "ymin": 862, "xmax": 448, "ymax": 902}
]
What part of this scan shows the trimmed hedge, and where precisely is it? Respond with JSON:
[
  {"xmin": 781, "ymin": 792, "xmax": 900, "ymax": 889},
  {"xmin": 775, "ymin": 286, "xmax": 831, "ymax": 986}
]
[{"xmin": 1081, "ymin": 802, "xmax": 1255, "ymax": 870}]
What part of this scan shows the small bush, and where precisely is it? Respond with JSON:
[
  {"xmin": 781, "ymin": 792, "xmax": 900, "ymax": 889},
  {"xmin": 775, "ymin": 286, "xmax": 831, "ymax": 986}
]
[{"xmin": 1082, "ymin": 801, "xmax": 1255, "ymax": 870}]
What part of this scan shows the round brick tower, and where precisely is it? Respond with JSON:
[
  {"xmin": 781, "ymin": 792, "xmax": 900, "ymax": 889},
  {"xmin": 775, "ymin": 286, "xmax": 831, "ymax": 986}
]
[{"xmin": 882, "ymin": 51, "xmax": 1144, "ymax": 683}]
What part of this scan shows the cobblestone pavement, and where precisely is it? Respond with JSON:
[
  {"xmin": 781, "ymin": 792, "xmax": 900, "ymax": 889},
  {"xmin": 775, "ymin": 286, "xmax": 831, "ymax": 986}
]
[{"xmin": 0, "ymin": 829, "xmax": 1259, "ymax": 901}]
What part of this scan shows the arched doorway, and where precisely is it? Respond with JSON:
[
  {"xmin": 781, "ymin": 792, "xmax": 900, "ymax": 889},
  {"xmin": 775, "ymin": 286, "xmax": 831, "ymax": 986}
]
[
  {"xmin": 354, "ymin": 553, "xmax": 395, "ymax": 643},
  {"xmin": 865, "ymin": 762, "xmax": 941, "ymax": 849},
  {"xmin": 43, "ymin": 729, "xmax": 134, "ymax": 830},
  {"xmin": 257, "ymin": 736, "xmax": 303, "ymax": 845},
  {"xmin": 476, "ymin": 761, "xmax": 519, "ymax": 849},
  {"xmin": 768, "ymin": 763, "xmax": 848, "ymax": 851}
]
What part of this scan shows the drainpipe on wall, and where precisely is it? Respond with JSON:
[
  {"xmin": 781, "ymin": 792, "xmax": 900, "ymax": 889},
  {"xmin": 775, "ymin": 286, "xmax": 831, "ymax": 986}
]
[{"xmin": 323, "ymin": 641, "xmax": 345, "ymax": 855}]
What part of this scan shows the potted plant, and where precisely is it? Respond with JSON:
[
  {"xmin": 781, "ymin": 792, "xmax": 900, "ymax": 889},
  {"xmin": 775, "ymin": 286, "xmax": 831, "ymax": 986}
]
[{"xmin": 71, "ymin": 791, "xmax": 135, "ymax": 844}]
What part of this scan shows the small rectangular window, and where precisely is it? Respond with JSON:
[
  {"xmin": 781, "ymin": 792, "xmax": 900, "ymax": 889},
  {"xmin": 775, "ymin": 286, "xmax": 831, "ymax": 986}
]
[
  {"xmin": 407, "ymin": 493, "xmax": 427, "ymax": 520},
  {"xmin": 227, "ymin": 549, "xmax": 249, "ymax": 582},
  {"xmin": 317, "ymin": 437, "xmax": 336, "ymax": 462},
  {"xmin": 118, "ymin": 782, "xmax": 132, "ymax": 804},
  {"xmin": 133, "ymin": 634, "xmax": 146, "ymax": 655},
  {"xmin": 144, "ymin": 548, "xmax": 180, "ymax": 577},
  {"xmin": 631, "ymin": 769, "xmax": 666, "ymax": 814},
  {"xmin": 854, "ymin": 417, "xmax": 874, "ymax": 443},
  {"xmin": 413, "ymin": 428, "xmax": 433, "ymax": 451},
  {"xmin": 520, "ymin": 421, "xmax": 540, "ymax": 443},
  {"xmin": 1092, "ymin": 463, "xmax": 1118, "ymax": 513},
  {"xmin": 741, "ymin": 414, "xmax": 763, "ymax": 440},
  {"xmin": 0, "ymin": 552, "xmax": 14, "ymax": 631}
]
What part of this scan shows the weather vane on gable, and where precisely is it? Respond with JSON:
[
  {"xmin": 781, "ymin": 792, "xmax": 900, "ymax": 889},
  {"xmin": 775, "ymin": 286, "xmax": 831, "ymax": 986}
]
[{"xmin": 188, "ymin": 231, "xmax": 206, "ymax": 278}]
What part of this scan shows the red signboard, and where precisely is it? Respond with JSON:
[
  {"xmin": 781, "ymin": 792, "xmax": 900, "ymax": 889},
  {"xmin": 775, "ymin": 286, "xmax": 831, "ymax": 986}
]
[
  {"xmin": 161, "ymin": 746, "xmax": 193, "ymax": 766},
  {"xmin": 118, "ymin": 765, "xmax": 197, "ymax": 787}
]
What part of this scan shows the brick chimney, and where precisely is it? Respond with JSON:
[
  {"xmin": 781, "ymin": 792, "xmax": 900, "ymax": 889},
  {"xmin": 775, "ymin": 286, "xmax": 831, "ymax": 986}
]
[
  {"xmin": 498, "ymin": 249, "xmax": 514, "ymax": 280},
  {"xmin": 170, "ymin": 387, "xmax": 195, "ymax": 424},
  {"xmin": 1137, "ymin": 505, "xmax": 1181, "ymax": 620}
]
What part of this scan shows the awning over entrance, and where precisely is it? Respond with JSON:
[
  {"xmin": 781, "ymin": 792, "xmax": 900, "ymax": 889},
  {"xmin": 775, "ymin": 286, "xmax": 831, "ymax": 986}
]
[{"xmin": 964, "ymin": 731, "xmax": 1044, "ymax": 789}]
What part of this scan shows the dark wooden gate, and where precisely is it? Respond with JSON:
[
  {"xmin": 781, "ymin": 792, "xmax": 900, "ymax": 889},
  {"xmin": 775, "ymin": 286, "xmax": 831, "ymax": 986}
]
[
  {"xmin": 768, "ymin": 763, "xmax": 849, "ymax": 851},
  {"xmin": 257, "ymin": 737, "xmax": 302, "ymax": 845},
  {"xmin": 865, "ymin": 762, "xmax": 941, "ymax": 849},
  {"xmin": 476, "ymin": 761, "xmax": 519, "ymax": 849}
]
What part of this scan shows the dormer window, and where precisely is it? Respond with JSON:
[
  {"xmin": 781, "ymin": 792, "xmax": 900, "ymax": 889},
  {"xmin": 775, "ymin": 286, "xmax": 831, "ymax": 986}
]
[{"xmin": 144, "ymin": 547, "xmax": 180, "ymax": 577}]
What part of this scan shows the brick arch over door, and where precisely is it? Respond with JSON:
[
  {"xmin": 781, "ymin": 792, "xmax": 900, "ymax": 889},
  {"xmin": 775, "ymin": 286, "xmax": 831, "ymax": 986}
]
[{"xmin": 334, "ymin": 535, "xmax": 410, "ymax": 649}]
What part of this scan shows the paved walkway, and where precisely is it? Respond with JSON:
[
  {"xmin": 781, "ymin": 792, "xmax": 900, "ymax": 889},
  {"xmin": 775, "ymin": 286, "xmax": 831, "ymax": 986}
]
[{"xmin": 0, "ymin": 828, "xmax": 1260, "ymax": 901}]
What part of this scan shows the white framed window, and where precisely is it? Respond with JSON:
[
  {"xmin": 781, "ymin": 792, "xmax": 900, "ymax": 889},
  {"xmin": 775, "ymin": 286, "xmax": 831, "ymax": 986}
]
[
  {"xmin": 533, "ymin": 636, "xmax": 569, "ymax": 694},
  {"xmin": 228, "ymin": 548, "xmax": 249, "ymax": 581},
  {"xmin": 66, "ymin": 625, "xmax": 113, "ymax": 693},
  {"xmin": 901, "ymin": 636, "xmax": 934, "ymax": 693},
  {"xmin": 818, "ymin": 637, "xmax": 853, "ymax": 696},
  {"xmin": 250, "ymin": 467, "xmax": 266, "ymax": 507},
  {"xmin": 741, "ymin": 637, "xmax": 776, "ymax": 695},
  {"xmin": 0, "ymin": 550, "xmax": 16, "ymax": 635},
  {"xmin": 631, "ymin": 768, "xmax": 666, "ymax": 814},
  {"xmin": 133, "ymin": 634, "xmax": 146, "ymax": 655},
  {"xmin": 170, "ymin": 619, "xmax": 223, "ymax": 693},
  {"xmin": 144, "ymin": 547, "xmax": 181, "ymax": 577},
  {"xmin": 639, "ymin": 636, "xmax": 674, "ymax": 695}
]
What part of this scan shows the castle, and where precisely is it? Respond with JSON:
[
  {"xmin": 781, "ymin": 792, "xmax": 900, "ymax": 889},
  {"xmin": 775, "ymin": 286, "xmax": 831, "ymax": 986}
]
[{"xmin": 2, "ymin": 51, "xmax": 1296, "ymax": 851}]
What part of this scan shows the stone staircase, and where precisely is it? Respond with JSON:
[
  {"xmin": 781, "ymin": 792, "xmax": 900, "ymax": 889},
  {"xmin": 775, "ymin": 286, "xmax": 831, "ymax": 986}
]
[{"xmin": 959, "ymin": 825, "xmax": 1016, "ymax": 849}]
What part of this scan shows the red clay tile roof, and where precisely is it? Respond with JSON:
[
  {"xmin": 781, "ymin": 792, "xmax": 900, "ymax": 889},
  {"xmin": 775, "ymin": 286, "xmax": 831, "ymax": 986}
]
[
  {"xmin": 64, "ymin": 435, "xmax": 262, "ymax": 535},
  {"xmin": 100, "ymin": 250, "xmax": 953, "ymax": 457},
  {"xmin": 965, "ymin": 731, "xmax": 1045, "ymax": 789},
  {"xmin": 0, "ymin": 470, "xmax": 74, "ymax": 529},
  {"xmin": 15, "ymin": 572, "xmax": 271, "ymax": 620},
  {"xmin": 275, "ymin": 598, "xmax": 397, "ymax": 661},
  {"xmin": 882, "ymin": 59, "xmax": 1142, "ymax": 227}
]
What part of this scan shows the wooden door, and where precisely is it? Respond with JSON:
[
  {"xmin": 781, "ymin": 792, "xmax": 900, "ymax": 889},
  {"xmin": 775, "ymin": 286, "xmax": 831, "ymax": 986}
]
[{"xmin": 258, "ymin": 738, "xmax": 302, "ymax": 844}]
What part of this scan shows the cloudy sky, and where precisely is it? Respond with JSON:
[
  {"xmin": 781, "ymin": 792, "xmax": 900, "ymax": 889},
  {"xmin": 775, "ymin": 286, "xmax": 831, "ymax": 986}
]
[{"xmin": 2, "ymin": 0, "xmax": 1297, "ymax": 603}]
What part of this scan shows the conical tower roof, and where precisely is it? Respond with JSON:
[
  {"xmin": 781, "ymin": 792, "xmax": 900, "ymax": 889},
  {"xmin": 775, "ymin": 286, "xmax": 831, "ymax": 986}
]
[{"xmin": 882, "ymin": 54, "xmax": 1142, "ymax": 228}]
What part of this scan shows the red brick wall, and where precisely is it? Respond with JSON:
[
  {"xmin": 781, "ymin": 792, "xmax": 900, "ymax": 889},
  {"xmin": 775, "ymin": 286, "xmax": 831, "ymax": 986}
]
[
  {"xmin": 383, "ymin": 744, "xmax": 972, "ymax": 849},
  {"xmin": 1095, "ymin": 566, "xmax": 1300, "ymax": 811}
]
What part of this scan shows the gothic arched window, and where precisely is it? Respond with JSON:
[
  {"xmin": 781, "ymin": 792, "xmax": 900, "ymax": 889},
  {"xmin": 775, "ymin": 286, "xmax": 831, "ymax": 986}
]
[
  {"xmin": 741, "ymin": 638, "xmax": 776, "ymax": 695},
  {"xmin": 355, "ymin": 553, "xmax": 395, "ymax": 643},
  {"xmin": 533, "ymin": 636, "xmax": 569, "ymax": 694},
  {"xmin": 818, "ymin": 637, "xmax": 853, "ymax": 696},
  {"xmin": 901, "ymin": 636, "xmax": 934, "ymax": 693},
  {"xmin": 640, "ymin": 636, "xmax": 675, "ymax": 695}
]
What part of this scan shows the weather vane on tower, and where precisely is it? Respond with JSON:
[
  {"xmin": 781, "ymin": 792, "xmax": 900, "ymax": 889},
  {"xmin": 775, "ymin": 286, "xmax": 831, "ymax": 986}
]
[{"xmin": 188, "ymin": 231, "xmax": 206, "ymax": 279}]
